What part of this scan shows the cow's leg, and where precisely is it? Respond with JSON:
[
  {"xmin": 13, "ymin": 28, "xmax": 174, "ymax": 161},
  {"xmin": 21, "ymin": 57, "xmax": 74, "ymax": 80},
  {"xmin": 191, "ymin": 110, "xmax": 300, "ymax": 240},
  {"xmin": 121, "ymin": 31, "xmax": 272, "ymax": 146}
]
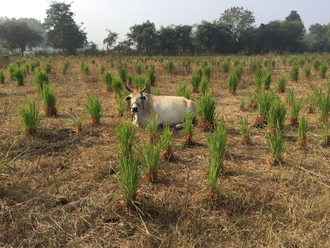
[{"xmin": 174, "ymin": 123, "xmax": 183, "ymax": 129}]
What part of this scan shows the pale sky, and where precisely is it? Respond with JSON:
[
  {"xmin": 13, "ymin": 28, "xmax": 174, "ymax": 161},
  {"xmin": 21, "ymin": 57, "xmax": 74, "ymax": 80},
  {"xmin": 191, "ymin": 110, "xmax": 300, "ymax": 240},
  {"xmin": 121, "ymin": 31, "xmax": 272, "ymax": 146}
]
[{"xmin": 1, "ymin": 0, "xmax": 330, "ymax": 49}]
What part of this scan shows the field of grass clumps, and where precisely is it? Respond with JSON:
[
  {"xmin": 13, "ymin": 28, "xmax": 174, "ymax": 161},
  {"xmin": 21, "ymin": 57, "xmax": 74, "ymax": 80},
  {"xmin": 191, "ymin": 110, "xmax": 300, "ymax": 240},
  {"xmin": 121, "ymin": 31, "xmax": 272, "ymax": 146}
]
[{"xmin": 0, "ymin": 54, "xmax": 330, "ymax": 247}]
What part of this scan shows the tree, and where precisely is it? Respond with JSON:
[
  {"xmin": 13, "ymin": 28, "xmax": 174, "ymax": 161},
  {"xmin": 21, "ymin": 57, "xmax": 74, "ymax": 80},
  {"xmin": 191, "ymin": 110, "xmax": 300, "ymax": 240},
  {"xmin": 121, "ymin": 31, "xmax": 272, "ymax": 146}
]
[
  {"xmin": 127, "ymin": 20, "xmax": 156, "ymax": 53},
  {"xmin": 194, "ymin": 20, "xmax": 231, "ymax": 53},
  {"xmin": 156, "ymin": 25, "xmax": 177, "ymax": 55},
  {"xmin": 43, "ymin": 2, "xmax": 87, "ymax": 55},
  {"xmin": 174, "ymin": 25, "xmax": 194, "ymax": 55},
  {"xmin": 219, "ymin": 6, "xmax": 256, "ymax": 51},
  {"xmin": 257, "ymin": 21, "xmax": 284, "ymax": 53},
  {"xmin": 0, "ymin": 21, "xmax": 43, "ymax": 54},
  {"xmin": 280, "ymin": 11, "xmax": 305, "ymax": 53},
  {"xmin": 103, "ymin": 29, "xmax": 118, "ymax": 50}
]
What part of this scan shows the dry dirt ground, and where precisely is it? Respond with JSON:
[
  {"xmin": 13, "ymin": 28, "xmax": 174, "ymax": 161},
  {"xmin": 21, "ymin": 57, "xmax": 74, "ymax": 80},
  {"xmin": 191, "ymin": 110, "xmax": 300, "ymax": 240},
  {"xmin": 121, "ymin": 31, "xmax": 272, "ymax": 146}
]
[{"xmin": 0, "ymin": 55, "xmax": 330, "ymax": 247}]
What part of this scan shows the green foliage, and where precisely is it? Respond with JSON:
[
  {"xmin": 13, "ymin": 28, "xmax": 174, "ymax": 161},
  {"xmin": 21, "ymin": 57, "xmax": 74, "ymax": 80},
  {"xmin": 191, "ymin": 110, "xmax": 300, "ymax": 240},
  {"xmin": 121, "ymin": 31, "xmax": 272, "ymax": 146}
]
[
  {"xmin": 80, "ymin": 63, "xmax": 89, "ymax": 75},
  {"xmin": 145, "ymin": 113, "xmax": 159, "ymax": 143},
  {"xmin": 112, "ymin": 77, "xmax": 123, "ymax": 96},
  {"xmin": 44, "ymin": 61, "xmax": 52, "ymax": 74},
  {"xmin": 43, "ymin": 2, "xmax": 87, "ymax": 54},
  {"xmin": 146, "ymin": 65, "xmax": 156, "ymax": 86},
  {"xmin": 202, "ymin": 64, "xmax": 211, "ymax": 80},
  {"xmin": 200, "ymin": 79, "xmax": 209, "ymax": 95},
  {"xmin": 176, "ymin": 83, "xmax": 190, "ymax": 99},
  {"xmin": 257, "ymin": 90, "xmax": 278, "ymax": 123},
  {"xmin": 313, "ymin": 59, "xmax": 321, "ymax": 70},
  {"xmin": 182, "ymin": 112, "xmax": 195, "ymax": 144},
  {"xmin": 207, "ymin": 118, "xmax": 227, "ymax": 190},
  {"xmin": 276, "ymin": 75, "xmax": 286, "ymax": 93},
  {"xmin": 18, "ymin": 99, "xmax": 42, "ymax": 135},
  {"xmin": 13, "ymin": 67, "xmax": 25, "ymax": 86},
  {"xmin": 7, "ymin": 63, "xmax": 17, "ymax": 80},
  {"xmin": 102, "ymin": 71, "xmax": 112, "ymax": 91},
  {"xmin": 303, "ymin": 66, "xmax": 311, "ymax": 77},
  {"xmin": 267, "ymin": 99, "xmax": 287, "ymax": 129},
  {"xmin": 221, "ymin": 59, "xmax": 230, "ymax": 73},
  {"xmin": 266, "ymin": 129, "xmax": 285, "ymax": 164},
  {"xmin": 198, "ymin": 91, "xmax": 216, "ymax": 128},
  {"xmin": 152, "ymin": 87, "xmax": 160, "ymax": 96},
  {"xmin": 0, "ymin": 70, "xmax": 5, "ymax": 84},
  {"xmin": 290, "ymin": 65, "xmax": 299, "ymax": 81},
  {"xmin": 118, "ymin": 153, "xmax": 140, "ymax": 208},
  {"xmin": 84, "ymin": 94, "xmax": 103, "ymax": 125},
  {"xmin": 318, "ymin": 93, "xmax": 330, "ymax": 123},
  {"xmin": 298, "ymin": 115, "xmax": 308, "ymax": 141},
  {"xmin": 190, "ymin": 68, "xmax": 202, "ymax": 92},
  {"xmin": 142, "ymin": 143, "xmax": 161, "ymax": 181},
  {"xmin": 165, "ymin": 60, "xmax": 174, "ymax": 73},
  {"xmin": 289, "ymin": 95, "xmax": 303, "ymax": 125},
  {"xmin": 30, "ymin": 58, "xmax": 40, "ymax": 71},
  {"xmin": 62, "ymin": 60, "xmax": 70, "ymax": 75},
  {"xmin": 161, "ymin": 125, "xmax": 172, "ymax": 154},
  {"xmin": 134, "ymin": 63, "xmax": 142, "ymax": 75},
  {"xmin": 40, "ymin": 84, "xmax": 57, "ymax": 117},
  {"xmin": 116, "ymin": 121, "xmax": 138, "ymax": 158},
  {"xmin": 239, "ymin": 115, "xmax": 250, "ymax": 144},
  {"xmin": 118, "ymin": 61, "xmax": 127, "ymax": 82},
  {"xmin": 227, "ymin": 70, "xmax": 239, "ymax": 94},
  {"xmin": 133, "ymin": 75, "xmax": 146, "ymax": 90},
  {"xmin": 34, "ymin": 69, "xmax": 49, "ymax": 91},
  {"xmin": 262, "ymin": 69, "xmax": 272, "ymax": 89},
  {"xmin": 319, "ymin": 63, "xmax": 327, "ymax": 78},
  {"xmin": 90, "ymin": 58, "xmax": 95, "ymax": 64},
  {"xmin": 100, "ymin": 65, "xmax": 104, "ymax": 75}
]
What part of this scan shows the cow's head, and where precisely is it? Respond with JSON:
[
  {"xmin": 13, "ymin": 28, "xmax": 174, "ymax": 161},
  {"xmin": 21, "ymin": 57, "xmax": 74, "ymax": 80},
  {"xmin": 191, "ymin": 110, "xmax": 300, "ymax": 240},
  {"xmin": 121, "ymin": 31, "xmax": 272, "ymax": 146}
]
[{"xmin": 125, "ymin": 84, "xmax": 148, "ymax": 113}]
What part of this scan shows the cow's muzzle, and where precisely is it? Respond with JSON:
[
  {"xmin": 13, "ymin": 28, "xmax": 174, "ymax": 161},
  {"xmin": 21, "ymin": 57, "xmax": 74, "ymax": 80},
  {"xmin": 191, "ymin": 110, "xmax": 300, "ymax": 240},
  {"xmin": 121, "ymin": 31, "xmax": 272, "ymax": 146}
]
[{"xmin": 131, "ymin": 107, "xmax": 139, "ymax": 113}]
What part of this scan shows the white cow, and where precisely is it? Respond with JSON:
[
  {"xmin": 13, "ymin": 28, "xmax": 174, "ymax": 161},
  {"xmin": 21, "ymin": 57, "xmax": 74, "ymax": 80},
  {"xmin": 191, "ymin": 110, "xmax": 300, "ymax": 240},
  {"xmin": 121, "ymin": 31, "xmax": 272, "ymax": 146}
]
[
  {"xmin": 23, "ymin": 51, "xmax": 35, "ymax": 57},
  {"xmin": 124, "ymin": 84, "xmax": 197, "ymax": 127}
]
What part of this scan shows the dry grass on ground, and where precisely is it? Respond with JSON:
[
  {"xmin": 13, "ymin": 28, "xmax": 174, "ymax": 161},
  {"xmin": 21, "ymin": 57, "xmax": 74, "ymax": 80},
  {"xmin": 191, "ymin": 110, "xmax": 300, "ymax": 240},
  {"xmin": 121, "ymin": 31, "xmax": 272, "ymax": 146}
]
[{"xmin": 0, "ymin": 55, "xmax": 330, "ymax": 247}]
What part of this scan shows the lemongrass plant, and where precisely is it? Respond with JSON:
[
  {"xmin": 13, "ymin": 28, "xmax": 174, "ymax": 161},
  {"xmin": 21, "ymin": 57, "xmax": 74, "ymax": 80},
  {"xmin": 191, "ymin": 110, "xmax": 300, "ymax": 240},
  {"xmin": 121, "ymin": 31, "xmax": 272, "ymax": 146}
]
[
  {"xmin": 197, "ymin": 91, "xmax": 216, "ymax": 131},
  {"xmin": 297, "ymin": 115, "xmax": 308, "ymax": 148},
  {"xmin": 227, "ymin": 71, "xmax": 239, "ymax": 94},
  {"xmin": 67, "ymin": 112, "xmax": 84, "ymax": 133},
  {"xmin": 318, "ymin": 93, "xmax": 330, "ymax": 123},
  {"xmin": 19, "ymin": 99, "xmax": 42, "ymax": 135},
  {"xmin": 116, "ymin": 121, "xmax": 138, "ymax": 158},
  {"xmin": 0, "ymin": 70, "xmax": 5, "ymax": 84},
  {"xmin": 276, "ymin": 75, "xmax": 286, "ymax": 93},
  {"xmin": 176, "ymin": 83, "xmax": 190, "ymax": 99},
  {"xmin": 102, "ymin": 71, "xmax": 112, "ymax": 91},
  {"xmin": 84, "ymin": 94, "xmax": 103, "ymax": 125},
  {"xmin": 118, "ymin": 153, "xmax": 140, "ymax": 209},
  {"xmin": 206, "ymin": 118, "xmax": 227, "ymax": 199},
  {"xmin": 160, "ymin": 125, "xmax": 173, "ymax": 160},
  {"xmin": 267, "ymin": 99, "xmax": 287, "ymax": 131},
  {"xmin": 40, "ymin": 84, "xmax": 57, "ymax": 117},
  {"xmin": 145, "ymin": 112, "xmax": 159, "ymax": 144},
  {"xmin": 239, "ymin": 115, "xmax": 251, "ymax": 144},
  {"xmin": 34, "ymin": 69, "xmax": 49, "ymax": 91},
  {"xmin": 14, "ymin": 67, "xmax": 25, "ymax": 86},
  {"xmin": 266, "ymin": 128, "xmax": 285, "ymax": 165},
  {"xmin": 142, "ymin": 142, "xmax": 161, "ymax": 182},
  {"xmin": 182, "ymin": 112, "xmax": 195, "ymax": 145}
]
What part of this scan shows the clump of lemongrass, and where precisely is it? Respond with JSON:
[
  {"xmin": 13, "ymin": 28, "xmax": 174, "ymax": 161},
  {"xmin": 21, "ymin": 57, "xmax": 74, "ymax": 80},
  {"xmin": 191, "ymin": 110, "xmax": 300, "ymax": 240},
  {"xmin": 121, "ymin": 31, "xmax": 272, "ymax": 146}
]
[
  {"xmin": 116, "ymin": 120, "xmax": 138, "ymax": 158},
  {"xmin": 318, "ymin": 93, "xmax": 330, "ymax": 123},
  {"xmin": 239, "ymin": 115, "xmax": 251, "ymax": 144},
  {"xmin": 160, "ymin": 125, "xmax": 173, "ymax": 160},
  {"xmin": 182, "ymin": 112, "xmax": 195, "ymax": 145},
  {"xmin": 40, "ymin": 84, "xmax": 57, "ymax": 117},
  {"xmin": 197, "ymin": 91, "xmax": 216, "ymax": 131},
  {"xmin": 84, "ymin": 94, "xmax": 103, "ymax": 125},
  {"xmin": 67, "ymin": 112, "xmax": 84, "ymax": 133},
  {"xmin": 117, "ymin": 97, "xmax": 125, "ymax": 117},
  {"xmin": 14, "ymin": 67, "xmax": 25, "ymax": 86},
  {"xmin": 200, "ymin": 79, "xmax": 209, "ymax": 96},
  {"xmin": 117, "ymin": 153, "xmax": 140, "ymax": 209},
  {"xmin": 176, "ymin": 83, "xmax": 190, "ymax": 99},
  {"xmin": 306, "ymin": 94, "xmax": 315, "ymax": 114},
  {"xmin": 266, "ymin": 128, "xmax": 285, "ymax": 166},
  {"xmin": 206, "ymin": 118, "xmax": 227, "ymax": 200},
  {"xmin": 276, "ymin": 75, "xmax": 286, "ymax": 93},
  {"xmin": 34, "ymin": 69, "xmax": 49, "ymax": 91},
  {"xmin": 239, "ymin": 97, "xmax": 245, "ymax": 110},
  {"xmin": 18, "ymin": 99, "xmax": 42, "ymax": 135},
  {"xmin": 267, "ymin": 99, "xmax": 287, "ymax": 132},
  {"xmin": 262, "ymin": 69, "xmax": 272, "ymax": 90},
  {"xmin": 254, "ymin": 90, "xmax": 277, "ymax": 127},
  {"xmin": 142, "ymin": 142, "xmax": 161, "ymax": 183},
  {"xmin": 297, "ymin": 115, "xmax": 308, "ymax": 148},
  {"xmin": 190, "ymin": 68, "xmax": 202, "ymax": 93},
  {"xmin": 144, "ymin": 113, "xmax": 159, "ymax": 144},
  {"xmin": 227, "ymin": 71, "xmax": 239, "ymax": 94},
  {"xmin": 102, "ymin": 71, "xmax": 112, "ymax": 91},
  {"xmin": 303, "ymin": 66, "xmax": 311, "ymax": 77},
  {"xmin": 0, "ymin": 70, "xmax": 5, "ymax": 84},
  {"xmin": 290, "ymin": 65, "xmax": 299, "ymax": 81}
]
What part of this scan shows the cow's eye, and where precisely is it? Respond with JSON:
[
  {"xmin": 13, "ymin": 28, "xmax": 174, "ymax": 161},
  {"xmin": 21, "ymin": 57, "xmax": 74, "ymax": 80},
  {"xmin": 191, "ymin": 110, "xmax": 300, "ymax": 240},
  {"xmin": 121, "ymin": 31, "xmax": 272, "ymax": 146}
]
[{"xmin": 140, "ymin": 96, "xmax": 143, "ymax": 99}]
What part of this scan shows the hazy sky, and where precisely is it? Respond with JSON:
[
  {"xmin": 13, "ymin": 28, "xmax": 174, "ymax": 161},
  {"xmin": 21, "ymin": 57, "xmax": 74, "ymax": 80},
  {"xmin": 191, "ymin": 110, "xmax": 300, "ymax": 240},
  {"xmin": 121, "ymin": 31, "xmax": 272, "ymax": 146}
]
[{"xmin": 1, "ymin": 0, "xmax": 330, "ymax": 49}]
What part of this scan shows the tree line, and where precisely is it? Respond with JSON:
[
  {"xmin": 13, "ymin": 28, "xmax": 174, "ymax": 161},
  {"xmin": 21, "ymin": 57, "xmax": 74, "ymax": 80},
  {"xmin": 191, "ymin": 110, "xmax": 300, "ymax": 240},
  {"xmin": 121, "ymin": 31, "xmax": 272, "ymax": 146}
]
[{"xmin": 1, "ymin": 3, "xmax": 330, "ymax": 55}]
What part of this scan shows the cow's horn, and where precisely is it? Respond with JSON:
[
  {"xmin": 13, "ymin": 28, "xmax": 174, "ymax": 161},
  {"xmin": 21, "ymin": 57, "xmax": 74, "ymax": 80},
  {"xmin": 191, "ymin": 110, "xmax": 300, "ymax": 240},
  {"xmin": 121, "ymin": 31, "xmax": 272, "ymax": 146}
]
[
  {"xmin": 140, "ymin": 84, "xmax": 147, "ymax": 93},
  {"xmin": 125, "ymin": 84, "xmax": 132, "ymax": 93}
]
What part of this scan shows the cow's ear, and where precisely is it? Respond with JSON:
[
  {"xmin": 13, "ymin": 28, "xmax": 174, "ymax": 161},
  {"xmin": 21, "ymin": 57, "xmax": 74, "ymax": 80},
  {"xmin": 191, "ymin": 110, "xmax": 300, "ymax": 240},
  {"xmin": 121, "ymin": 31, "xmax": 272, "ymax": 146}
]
[
  {"xmin": 125, "ymin": 96, "xmax": 131, "ymax": 102},
  {"xmin": 142, "ymin": 95, "xmax": 148, "ymax": 101}
]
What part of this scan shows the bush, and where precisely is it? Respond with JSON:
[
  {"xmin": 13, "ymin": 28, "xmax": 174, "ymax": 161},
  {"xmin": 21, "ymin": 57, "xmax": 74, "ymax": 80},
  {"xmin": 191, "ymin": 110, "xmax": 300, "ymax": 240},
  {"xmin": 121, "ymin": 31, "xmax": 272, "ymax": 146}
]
[
  {"xmin": 227, "ymin": 71, "xmax": 239, "ymax": 94},
  {"xmin": 276, "ymin": 76, "xmax": 286, "ymax": 93},
  {"xmin": 13, "ymin": 67, "xmax": 25, "ymax": 86},
  {"xmin": 112, "ymin": 77, "xmax": 123, "ymax": 97},
  {"xmin": 190, "ymin": 68, "xmax": 202, "ymax": 93},
  {"xmin": 290, "ymin": 65, "xmax": 299, "ymax": 81},
  {"xmin": 165, "ymin": 60, "xmax": 174, "ymax": 73}
]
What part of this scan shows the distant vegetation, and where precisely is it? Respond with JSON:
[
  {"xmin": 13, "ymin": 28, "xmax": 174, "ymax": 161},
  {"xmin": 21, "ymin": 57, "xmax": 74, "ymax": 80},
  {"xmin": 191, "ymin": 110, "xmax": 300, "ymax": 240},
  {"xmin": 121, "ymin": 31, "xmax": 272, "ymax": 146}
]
[{"xmin": 1, "ymin": 6, "xmax": 330, "ymax": 55}]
